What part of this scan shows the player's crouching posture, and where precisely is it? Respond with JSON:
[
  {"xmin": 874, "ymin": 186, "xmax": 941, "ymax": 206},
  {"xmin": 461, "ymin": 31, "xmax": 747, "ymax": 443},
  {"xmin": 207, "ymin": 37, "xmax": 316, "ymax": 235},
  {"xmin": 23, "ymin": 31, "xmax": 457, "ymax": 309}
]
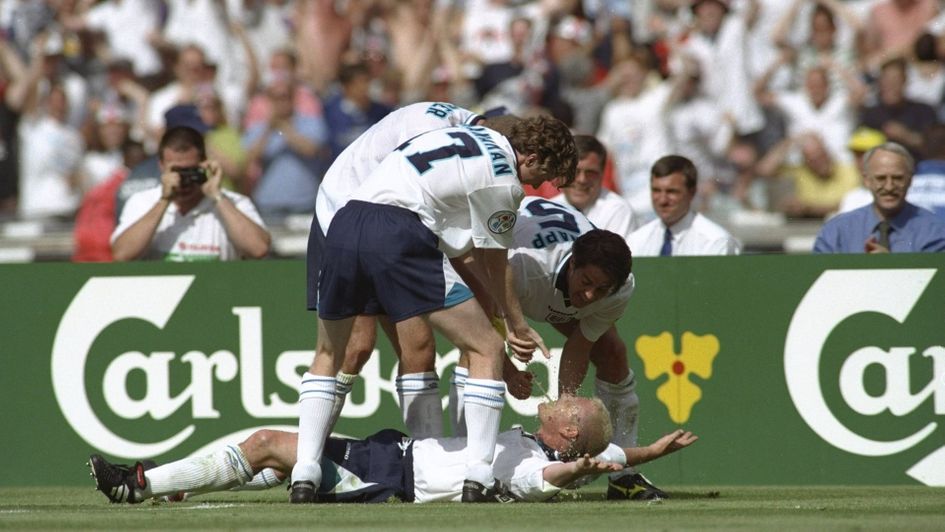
[{"xmin": 88, "ymin": 396, "xmax": 696, "ymax": 504}]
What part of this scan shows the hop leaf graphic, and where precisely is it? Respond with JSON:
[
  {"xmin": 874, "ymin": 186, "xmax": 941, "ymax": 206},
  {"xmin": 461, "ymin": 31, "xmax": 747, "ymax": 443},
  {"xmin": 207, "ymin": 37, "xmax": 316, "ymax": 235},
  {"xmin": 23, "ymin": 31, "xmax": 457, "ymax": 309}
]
[{"xmin": 635, "ymin": 331, "xmax": 719, "ymax": 423}]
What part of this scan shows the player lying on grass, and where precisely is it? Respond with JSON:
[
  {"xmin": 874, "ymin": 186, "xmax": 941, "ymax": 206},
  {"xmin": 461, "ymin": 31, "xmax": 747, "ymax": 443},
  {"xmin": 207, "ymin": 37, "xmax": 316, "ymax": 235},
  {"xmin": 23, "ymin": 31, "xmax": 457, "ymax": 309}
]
[
  {"xmin": 89, "ymin": 396, "xmax": 696, "ymax": 504},
  {"xmin": 331, "ymin": 197, "xmax": 665, "ymax": 500}
]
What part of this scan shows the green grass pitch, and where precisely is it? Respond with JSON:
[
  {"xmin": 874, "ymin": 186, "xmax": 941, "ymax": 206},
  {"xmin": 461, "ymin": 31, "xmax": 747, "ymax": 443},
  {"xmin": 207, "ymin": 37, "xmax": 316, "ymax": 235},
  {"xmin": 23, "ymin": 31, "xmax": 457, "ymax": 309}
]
[{"xmin": 2, "ymin": 485, "xmax": 943, "ymax": 530}]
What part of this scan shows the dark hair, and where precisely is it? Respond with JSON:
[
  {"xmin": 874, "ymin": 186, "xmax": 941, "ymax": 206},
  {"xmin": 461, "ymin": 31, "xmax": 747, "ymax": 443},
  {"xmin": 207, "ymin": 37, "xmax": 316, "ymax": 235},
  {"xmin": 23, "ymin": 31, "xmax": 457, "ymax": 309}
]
[
  {"xmin": 158, "ymin": 126, "xmax": 206, "ymax": 162},
  {"xmin": 915, "ymin": 32, "xmax": 937, "ymax": 62},
  {"xmin": 574, "ymin": 134, "xmax": 607, "ymax": 168},
  {"xmin": 570, "ymin": 229, "xmax": 632, "ymax": 293},
  {"xmin": 505, "ymin": 115, "xmax": 578, "ymax": 187},
  {"xmin": 338, "ymin": 62, "xmax": 370, "ymax": 85},
  {"xmin": 811, "ymin": 4, "xmax": 836, "ymax": 31},
  {"xmin": 651, "ymin": 154, "xmax": 698, "ymax": 191}
]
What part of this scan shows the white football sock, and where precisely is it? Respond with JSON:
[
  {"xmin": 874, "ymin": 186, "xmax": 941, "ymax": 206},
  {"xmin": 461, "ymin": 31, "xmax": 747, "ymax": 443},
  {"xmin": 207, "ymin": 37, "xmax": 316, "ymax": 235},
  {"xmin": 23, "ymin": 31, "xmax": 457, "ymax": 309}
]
[
  {"xmin": 448, "ymin": 367, "xmax": 468, "ymax": 437},
  {"xmin": 328, "ymin": 372, "xmax": 357, "ymax": 429},
  {"xmin": 397, "ymin": 371, "xmax": 442, "ymax": 438},
  {"xmin": 595, "ymin": 372, "xmax": 639, "ymax": 478},
  {"xmin": 143, "ymin": 445, "xmax": 253, "ymax": 498},
  {"xmin": 232, "ymin": 468, "xmax": 284, "ymax": 491},
  {"xmin": 463, "ymin": 378, "xmax": 505, "ymax": 484},
  {"xmin": 292, "ymin": 372, "xmax": 336, "ymax": 486}
]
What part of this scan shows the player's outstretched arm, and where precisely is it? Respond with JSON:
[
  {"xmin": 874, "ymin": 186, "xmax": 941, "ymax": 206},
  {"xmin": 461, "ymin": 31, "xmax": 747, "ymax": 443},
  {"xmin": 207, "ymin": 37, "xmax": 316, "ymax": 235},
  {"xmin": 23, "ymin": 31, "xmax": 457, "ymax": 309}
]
[
  {"xmin": 542, "ymin": 454, "xmax": 623, "ymax": 488},
  {"xmin": 623, "ymin": 429, "xmax": 698, "ymax": 467}
]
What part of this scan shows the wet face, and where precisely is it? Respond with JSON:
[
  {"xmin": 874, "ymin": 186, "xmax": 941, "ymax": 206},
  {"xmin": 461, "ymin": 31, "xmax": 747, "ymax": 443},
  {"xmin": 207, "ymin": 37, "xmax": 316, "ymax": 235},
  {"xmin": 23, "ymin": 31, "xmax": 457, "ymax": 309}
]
[
  {"xmin": 564, "ymin": 152, "xmax": 603, "ymax": 210},
  {"xmin": 651, "ymin": 171, "xmax": 694, "ymax": 227},
  {"xmin": 160, "ymin": 146, "xmax": 204, "ymax": 202},
  {"xmin": 567, "ymin": 262, "xmax": 614, "ymax": 308},
  {"xmin": 537, "ymin": 395, "xmax": 585, "ymax": 429},
  {"xmin": 865, "ymin": 149, "xmax": 911, "ymax": 218}
]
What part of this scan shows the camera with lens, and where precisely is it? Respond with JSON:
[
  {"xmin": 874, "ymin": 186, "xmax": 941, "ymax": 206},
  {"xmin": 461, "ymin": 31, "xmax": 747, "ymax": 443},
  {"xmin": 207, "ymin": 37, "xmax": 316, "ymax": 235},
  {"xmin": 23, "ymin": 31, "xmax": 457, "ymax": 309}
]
[{"xmin": 173, "ymin": 166, "xmax": 208, "ymax": 186}]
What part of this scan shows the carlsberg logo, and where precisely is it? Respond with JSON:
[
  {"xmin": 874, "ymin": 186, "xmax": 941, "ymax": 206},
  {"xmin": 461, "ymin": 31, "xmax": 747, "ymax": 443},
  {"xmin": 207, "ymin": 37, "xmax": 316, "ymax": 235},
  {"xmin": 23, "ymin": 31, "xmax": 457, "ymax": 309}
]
[
  {"xmin": 51, "ymin": 276, "xmax": 555, "ymax": 460},
  {"xmin": 784, "ymin": 269, "xmax": 945, "ymax": 486}
]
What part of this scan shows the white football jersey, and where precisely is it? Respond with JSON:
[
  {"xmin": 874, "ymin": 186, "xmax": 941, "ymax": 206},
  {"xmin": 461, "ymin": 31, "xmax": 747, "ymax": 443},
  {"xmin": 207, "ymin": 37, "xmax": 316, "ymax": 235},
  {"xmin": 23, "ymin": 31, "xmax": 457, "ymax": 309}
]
[
  {"xmin": 351, "ymin": 125, "xmax": 524, "ymax": 257},
  {"xmin": 315, "ymin": 102, "xmax": 480, "ymax": 234},
  {"xmin": 412, "ymin": 429, "xmax": 561, "ymax": 503},
  {"xmin": 510, "ymin": 196, "xmax": 634, "ymax": 342}
]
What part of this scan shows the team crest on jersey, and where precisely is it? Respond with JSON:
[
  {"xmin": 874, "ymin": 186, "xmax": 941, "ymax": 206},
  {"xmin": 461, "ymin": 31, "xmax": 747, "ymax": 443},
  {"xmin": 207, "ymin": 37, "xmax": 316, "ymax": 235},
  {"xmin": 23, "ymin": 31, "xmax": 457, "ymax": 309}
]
[{"xmin": 488, "ymin": 211, "xmax": 517, "ymax": 234}]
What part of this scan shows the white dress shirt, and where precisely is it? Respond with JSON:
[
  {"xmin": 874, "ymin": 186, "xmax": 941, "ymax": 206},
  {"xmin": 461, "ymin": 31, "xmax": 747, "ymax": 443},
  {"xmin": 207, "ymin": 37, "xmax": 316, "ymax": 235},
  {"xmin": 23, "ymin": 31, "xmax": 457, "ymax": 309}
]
[{"xmin": 628, "ymin": 210, "xmax": 740, "ymax": 256}]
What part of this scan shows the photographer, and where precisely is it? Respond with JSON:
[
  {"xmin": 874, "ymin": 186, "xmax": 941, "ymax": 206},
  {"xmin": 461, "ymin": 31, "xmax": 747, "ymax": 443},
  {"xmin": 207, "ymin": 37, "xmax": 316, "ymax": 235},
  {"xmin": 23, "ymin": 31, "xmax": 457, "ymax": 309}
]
[{"xmin": 111, "ymin": 126, "xmax": 271, "ymax": 261}]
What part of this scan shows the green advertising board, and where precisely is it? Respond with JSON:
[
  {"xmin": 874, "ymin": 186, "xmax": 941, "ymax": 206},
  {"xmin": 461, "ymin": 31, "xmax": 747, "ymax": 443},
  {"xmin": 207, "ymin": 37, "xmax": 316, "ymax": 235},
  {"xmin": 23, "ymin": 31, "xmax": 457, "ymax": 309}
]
[{"xmin": 1, "ymin": 255, "xmax": 942, "ymax": 487}]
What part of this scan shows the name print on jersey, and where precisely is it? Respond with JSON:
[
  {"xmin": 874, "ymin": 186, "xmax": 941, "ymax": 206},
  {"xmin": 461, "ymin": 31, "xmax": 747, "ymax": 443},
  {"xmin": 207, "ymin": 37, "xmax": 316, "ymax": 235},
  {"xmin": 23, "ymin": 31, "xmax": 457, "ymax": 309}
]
[{"xmin": 466, "ymin": 126, "xmax": 513, "ymax": 177}]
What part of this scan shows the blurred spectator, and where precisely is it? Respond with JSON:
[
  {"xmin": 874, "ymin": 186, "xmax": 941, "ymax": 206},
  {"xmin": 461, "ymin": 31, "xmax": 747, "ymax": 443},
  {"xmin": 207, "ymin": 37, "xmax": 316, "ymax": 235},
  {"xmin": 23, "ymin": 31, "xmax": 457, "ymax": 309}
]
[
  {"xmin": 550, "ymin": 134, "xmax": 639, "ymax": 240},
  {"xmin": 837, "ymin": 126, "xmax": 887, "ymax": 213},
  {"xmin": 673, "ymin": 0, "xmax": 763, "ymax": 137},
  {"xmin": 0, "ymin": 35, "xmax": 24, "ymax": 214},
  {"xmin": 78, "ymin": 102, "xmax": 130, "ymax": 192},
  {"xmin": 861, "ymin": 0, "xmax": 938, "ymax": 71},
  {"xmin": 814, "ymin": 142, "xmax": 945, "ymax": 253},
  {"xmin": 906, "ymin": 123, "xmax": 945, "ymax": 220},
  {"xmin": 112, "ymin": 126, "xmax": 270, "ymax": 261},
  {"xmin": 295, "ymin": 0, "xmax": 351, "ymax": 93},
  {"xmin": 243, "ymin": 48, "xmax": 320, "ymax": 130},
  {"xmin": 755, "ymin": 60, "xmax": 865, "ymax": 162},
  {"xmin": 323, "ymin": 62, "xmax": 391, "ymax": 162},
  {"xmin": 756, "ymin": 132, "xmax": 860, "ymax": 218},
  {"xmin": 243, "ymin": 78, "xmax": 327, "ymax": 216},
  {"xmin": 596, "ymin": 50, "xmax": 671, "ymax": 220},
  {"xmin": 860, "ymin": 58, "xmax": 940, "ymax": 159},
  {"xmin": 196, "ymin": 88, "xmax": 247, "ymax": 192},
  {"xmin": 771, "ymin": 0, "xmax": 861, "ymax": 90},
  {"xmin": 664, "ymin": 56, "xmax": 736, "ymax": 204},
  {"xmin": 69, "ymin": 0, "xmax": 163, "ymax": 79},
  {"xmin": 146, "ymin": 45, "xmax": 211, "ymax": 143},
  {"xmin": 904, "ymin": 32, "xmax": 945, "ymax": 107},
  {"xmin": 628, "ymin": 154, "xmax": 740, "ymax": 256},
  {"xmin": 72, "ymin": 139, "xmax": 145, "ymax": 262},
  {"xmin": 17, "ymin": 37, "xmax": 85, "ymax": 220}
]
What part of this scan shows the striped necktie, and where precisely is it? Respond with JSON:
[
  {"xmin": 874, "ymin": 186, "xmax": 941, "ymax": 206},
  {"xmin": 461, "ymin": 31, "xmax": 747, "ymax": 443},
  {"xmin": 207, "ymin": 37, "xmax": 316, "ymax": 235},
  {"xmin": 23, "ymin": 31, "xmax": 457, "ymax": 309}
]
[{"xmin": 660, "ymin": 227, "xmax": 673, "ymax": 257}]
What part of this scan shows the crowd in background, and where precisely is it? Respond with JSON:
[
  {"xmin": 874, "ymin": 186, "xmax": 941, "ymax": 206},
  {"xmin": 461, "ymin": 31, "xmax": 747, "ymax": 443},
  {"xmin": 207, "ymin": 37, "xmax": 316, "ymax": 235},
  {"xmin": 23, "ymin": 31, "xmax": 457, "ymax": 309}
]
[{"xmin": 2, "ymin": 0, "xmax": 945, "ymax": 256}]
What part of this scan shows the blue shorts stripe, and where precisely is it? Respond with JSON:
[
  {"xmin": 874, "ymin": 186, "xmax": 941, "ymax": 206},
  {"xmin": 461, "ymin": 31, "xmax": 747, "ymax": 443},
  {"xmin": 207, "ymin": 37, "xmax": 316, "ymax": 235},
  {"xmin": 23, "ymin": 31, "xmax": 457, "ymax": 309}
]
[{"xmin": 444, "ymin": 283, "xmax": 474, "ymax": 308}]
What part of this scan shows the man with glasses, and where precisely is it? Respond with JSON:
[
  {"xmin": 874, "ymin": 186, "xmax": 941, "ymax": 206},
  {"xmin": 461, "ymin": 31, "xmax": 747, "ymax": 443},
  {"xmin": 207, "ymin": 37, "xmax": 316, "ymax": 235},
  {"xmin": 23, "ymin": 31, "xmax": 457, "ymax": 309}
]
[{"xmin": 813, "ymin": 142, "xmax": 945, "ymax": 253}]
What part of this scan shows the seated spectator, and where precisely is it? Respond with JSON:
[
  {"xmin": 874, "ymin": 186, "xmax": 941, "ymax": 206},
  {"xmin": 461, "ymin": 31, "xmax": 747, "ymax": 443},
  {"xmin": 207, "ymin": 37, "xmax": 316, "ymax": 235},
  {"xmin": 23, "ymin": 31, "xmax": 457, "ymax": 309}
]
[
  {"xmin": 628, "ymin": 155, "xmax": 740, "ymax": 256},
  {"xmin": 860, "ymin": 58, "xmax": 939, "ymax": 159},
  {"xmin": 550, "ymin": 134, "xmax": 639, "ymax": 240},
  {"xmin": 243, "ymin": 79, "xmax": 327, "ymax": 217},
  {"xmin": 112, "ymin": 126, "xmax": 271, "ymax": 261},
  {"xmin": 756, "ymin": 132, "xmax": 860, "ymax": 218},
  {"xmin": 814, "ymin": 142, "xmax": 945, "ymax": 253}
]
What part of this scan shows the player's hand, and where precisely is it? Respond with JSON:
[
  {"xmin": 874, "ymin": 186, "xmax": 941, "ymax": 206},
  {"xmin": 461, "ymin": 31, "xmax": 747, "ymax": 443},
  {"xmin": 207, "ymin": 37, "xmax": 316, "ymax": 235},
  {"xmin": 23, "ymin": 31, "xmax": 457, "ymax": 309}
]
[
  {"xmin": 572, "ymin": 454, "xmax": 622, "ymax": 476},
  {"xmin": 201, "ymin": 159, "xmax": 224, "ymax": 200},
  {"xmin": 503, "ymin": 365, "xmax": 533, "ymax": 400},
  {"xmin": 864, "ymin": 237, "xmax": 889, "ymax": 254},
  {"xmin": 159, "ymin": 168, "xmax": 182, "ymax": 200},
  {"xmin": 507, "ymin": 325, "xmax": 550, "ymax": 362},
  {"xmin": 650, "ymin": 429, "xmax": 698, "ymax": 458}
]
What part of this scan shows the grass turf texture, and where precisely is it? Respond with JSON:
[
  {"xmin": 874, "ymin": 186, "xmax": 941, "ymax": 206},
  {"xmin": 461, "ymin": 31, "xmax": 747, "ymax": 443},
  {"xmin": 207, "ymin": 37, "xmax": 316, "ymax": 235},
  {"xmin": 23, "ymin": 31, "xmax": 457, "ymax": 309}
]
[{"xmin": 1, "ymin": 486, "xmax": 943, "ymax": 530}]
